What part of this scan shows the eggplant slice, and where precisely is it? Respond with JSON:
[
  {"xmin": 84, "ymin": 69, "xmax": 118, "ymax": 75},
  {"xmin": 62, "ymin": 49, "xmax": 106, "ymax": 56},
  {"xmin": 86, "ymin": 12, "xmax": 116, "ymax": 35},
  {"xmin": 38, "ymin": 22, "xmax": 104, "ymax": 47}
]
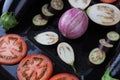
[
  {"xmin": 34, "ymin": 31, "xmax": 59, "ymax": 45},
  {"xmin": 68, "ymin": 0, "xmax": 91, "ymax": 10},
  {"xmin": 87, "ymin": 3, "xmax": 120, "ymax": 26},
  {"xmin": 89, "ymin": 48, "xmax": 106, "ymax": 65}
]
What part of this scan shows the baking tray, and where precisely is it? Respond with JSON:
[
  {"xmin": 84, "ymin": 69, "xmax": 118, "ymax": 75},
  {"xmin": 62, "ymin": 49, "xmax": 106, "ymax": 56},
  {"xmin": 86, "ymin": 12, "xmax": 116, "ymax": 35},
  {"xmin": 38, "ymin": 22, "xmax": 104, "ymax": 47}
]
[{"xmin": 0, "ymin": 0, "xmax": 120, "ymax": 80}]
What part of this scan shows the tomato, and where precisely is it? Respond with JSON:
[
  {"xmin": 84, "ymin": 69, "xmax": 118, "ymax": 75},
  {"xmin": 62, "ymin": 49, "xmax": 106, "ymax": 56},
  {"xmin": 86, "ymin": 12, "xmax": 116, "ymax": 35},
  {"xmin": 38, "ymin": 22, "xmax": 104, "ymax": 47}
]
[
  {"xmin": 100, "ymin": 0, "xmax": 116, "ymax": 3},
  {"xmin": 17, "ymin": 54, "xmax": 53, "ymax": 80},
  {"xmin": 0, "ymin": 34, "xmax": 27, "ymax": 65},
  {"xmin": 49, "ymin": 73, "xmax": 79, "ymax": 80}
]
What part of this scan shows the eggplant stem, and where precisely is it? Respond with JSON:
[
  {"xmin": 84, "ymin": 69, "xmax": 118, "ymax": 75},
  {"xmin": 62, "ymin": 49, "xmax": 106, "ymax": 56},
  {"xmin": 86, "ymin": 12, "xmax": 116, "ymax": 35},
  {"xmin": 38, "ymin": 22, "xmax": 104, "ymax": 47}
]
[{"xmin": 70, "ymin": 64, "xmax": 77, "ymax": 73}]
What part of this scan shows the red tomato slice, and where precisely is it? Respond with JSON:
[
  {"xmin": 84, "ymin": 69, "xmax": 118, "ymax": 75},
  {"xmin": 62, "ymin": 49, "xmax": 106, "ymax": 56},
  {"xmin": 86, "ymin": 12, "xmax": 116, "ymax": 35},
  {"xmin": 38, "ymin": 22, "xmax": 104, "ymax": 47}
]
[
  {"xmin": 17, "ymin": 54, "xmax": 53, "ymax": 80},
  {"xmin": 0, "ymin": 34, "xmax": 27, "ymax": 65},
  {"xmin": 100, "ymin": 0, "xmax": 116, "ymax": 3},
  {"xmin": 49, "ymin": 73, "xmax": 79, "ymax": 80}
]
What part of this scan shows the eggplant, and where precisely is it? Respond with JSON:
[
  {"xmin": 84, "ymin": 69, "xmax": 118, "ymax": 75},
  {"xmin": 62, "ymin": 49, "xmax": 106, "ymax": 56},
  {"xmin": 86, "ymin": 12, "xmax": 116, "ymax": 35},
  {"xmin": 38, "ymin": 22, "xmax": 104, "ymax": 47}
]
[
  {"xmin": 102, "ymin": 67, "xmax": 117, "ymax": 80},
  {"xmin": 87, "ymin": 3, "xmax": 120, "ymax": 26},
  {"xmin": 57, "ymin": 42, "xmax": 77, "ymax": 73},
  {"xmin": 2, "ymin": 0, "xmax": 13, "ymax": 13},
  {"xmin": 1, "ymin": 0, "xmax": 36, "ymax": 31},
  {"xmin": 32, "ymin": 14, "xmax": 48, "ymax": 27},
  {"xmin": 68, "ymin": 0, "xmax": 91, "ymax": 10},
  {"xmin": 99, "ymin": 39, "xmax": 113, "ymax": 48},
  {"xmin": 109, "ymin": 53, "xmax": 120, "ymax": 79},
  {"xmin": 34, "ymin": 31, "xmax": 59, "ymax": 45},
  {"xmin": 48, "ymin": 0, "xmax": 64, "ymax": 14},
  {"xmin": 106, "ymin": 31, "xmax": 120, "ymax": 43},
  {"xmin": 89, "ymin": 48, "xmax": 106, "ymax": 65},
  {"xmin": 41, "ymin": 4, "xmax": 54, "ymax": 17}
]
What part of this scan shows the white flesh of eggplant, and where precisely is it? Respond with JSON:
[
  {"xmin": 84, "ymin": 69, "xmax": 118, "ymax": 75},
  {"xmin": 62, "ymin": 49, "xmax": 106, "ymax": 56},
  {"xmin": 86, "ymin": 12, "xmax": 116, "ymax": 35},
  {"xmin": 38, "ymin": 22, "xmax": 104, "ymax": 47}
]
[
  {"xmin": 89, "ymin": 48, "xmax": 106, "ymax": 65},
  {"xmin": 87, "ymin": 3, "xmax": 120, "ymax": 26},
  {"xmin": 107, "ymin": 31, "xmax": 120, "ymax": 41},
  {"xmin": 42, "ymin": 4, "xmax": 54, "ymax": 16},
  {"xmin": 51, "ymin": 0, "xmax": 64, "ymax": 10},
  {"xmin": 32, "ymin": 14, "xmax": 48, "ymax": 26},
  {"xmin": 34, "ymin": 31, "xmax": 59, "ymax": 45},
  {"xmin": 68, "ymin": 0, "xmax": 91, "ymax": 10},
  {"xmin": 57, "ymin": 42, "xmax": 75, "ymax": 65},
  {"xmin": 99, "ymin": 39, "xmax": 113, "ymax": 48}
]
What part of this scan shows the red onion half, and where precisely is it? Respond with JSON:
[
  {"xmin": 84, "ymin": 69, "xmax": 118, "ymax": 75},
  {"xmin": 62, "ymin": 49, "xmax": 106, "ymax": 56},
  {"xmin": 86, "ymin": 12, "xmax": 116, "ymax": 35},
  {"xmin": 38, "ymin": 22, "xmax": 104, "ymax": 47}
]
[{"xmin": 58, "ymin": 8, "xmax": 88, "ymax": 39}]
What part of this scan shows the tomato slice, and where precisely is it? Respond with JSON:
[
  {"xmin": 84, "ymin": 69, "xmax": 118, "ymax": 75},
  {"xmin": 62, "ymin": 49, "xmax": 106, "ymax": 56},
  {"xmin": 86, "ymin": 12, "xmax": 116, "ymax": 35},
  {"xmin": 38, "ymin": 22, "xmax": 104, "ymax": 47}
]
[
  {"xmin": 100, "ymin": 0, "xmax": 116, "ymax": 3},
  {"xmin": 49, "ymin": 73, "xmax": 79, "ymax": 80},
  {"xmin": 0, "ymin": 34, "xmax": 27, "ymax": 65},
  {"xmin": 17, "ymin": 54, "xmax": 53, "ymax": 80}
]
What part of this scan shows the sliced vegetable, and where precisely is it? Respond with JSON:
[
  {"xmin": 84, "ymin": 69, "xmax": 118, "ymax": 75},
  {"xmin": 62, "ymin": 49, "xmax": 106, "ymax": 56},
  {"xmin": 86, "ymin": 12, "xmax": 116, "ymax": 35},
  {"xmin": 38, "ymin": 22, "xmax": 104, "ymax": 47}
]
[
  {"xmin": 34, "ymin": 31, "xmax": 59, "ymax": 45},
  {"xmin": 41, "ymin": 4, "xmax": 54, "ymax": 17},
  {"xmin": 68, "ymin": 0, "xmax": 91, "ymax": 10},
  {"xmin": 49, "ymin": 73, "xmax": 79, "ymax": 80},
  {"xmin": 32, "ymin": 14, "xmax": 48, "ymax": 26},
  {"xmin": 17, "ymin": 54, "xmax": 53, "ymax": 80},
  {"xmin": 100, "ymin": 0, "xmax": 117, "ymax": 4},
  {"xmin": 87, "ymin": 3, "xmax": 120, "ymax": 26},
  {"xmin": 99, "ymin": 39, "xmax": 113, "ymax": 48},
  {"xmin": 0, "ymin": 12, "xmax": 18, "ymax": 30},
  {"xmin": 48, "ymin": 0, "xmax": 64, "ymax": 13},
  {"xmin": 89, "ymin": 48, "xmax": 106, "ymax": 65},
  {"xmin": 58, "ymin": 8, "xmax": 88, "ymax": 39},
  {"xmin": 102, "ymin": 67, "xmax": 117, "ymax": 80},
  {"xmin": 0, "ymin": 34, "xmax": 27, "ymax": 65},
  {"xmin": 57, "ymin": 42, "xmax": 77, "ymax": 73},
  {"xmin": 99, "ymin": 44, "xmax": 109, "ymax": 53},
  {"xmin": 107, "ymin": 31, "xmax": 120, "ymax": 42}
]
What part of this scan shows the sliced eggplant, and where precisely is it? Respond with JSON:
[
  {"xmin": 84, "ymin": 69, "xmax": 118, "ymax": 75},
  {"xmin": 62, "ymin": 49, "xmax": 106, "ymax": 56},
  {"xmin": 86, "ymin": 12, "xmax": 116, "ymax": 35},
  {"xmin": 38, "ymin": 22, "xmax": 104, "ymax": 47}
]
[
  {"xmin": 99, "ymin": 39, "xmax": 113, "ymax": 48},
  {"xmin": 48, "ymin": 0, "xmax": 64, "ymax": 13},
  {"xmin": 87, "ymin": 3, "xmax": 120, "ymax": 26},
  {"xmin": 34, "ymin": 31, "xmax": 59, "ymax": 45},
  {"xmin": 98, "ymin": 44, "xmax": 108, "ymax": 53},
  {"xmin": 107, "ymin": 31, "xmax": 120, "ymax": 42},
  {"xmin": 41, "ymin": 4, "xmax": 54, "ymax": 17},
  {"xmin": 68, "ymin": 0, "xmax": 91, "ymax": 10},
  {"xmin": 32, "ymin": 14, "xmax": 48, "ymax": 26},
  {"xmin": 57, "ymin": 42, "xmax": 76, "ymax": 72},
  {"xmin": 89, "ymin": 48, "xmax": 106, "ymax": 65}
]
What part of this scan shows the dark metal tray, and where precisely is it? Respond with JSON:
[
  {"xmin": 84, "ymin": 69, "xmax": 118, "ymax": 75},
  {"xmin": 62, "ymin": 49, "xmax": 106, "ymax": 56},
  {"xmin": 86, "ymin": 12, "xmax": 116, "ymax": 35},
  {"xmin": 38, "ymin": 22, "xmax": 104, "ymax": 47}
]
[{"xmin": 0, "ymin": 0, "xmax": 120, "ymax": 80}]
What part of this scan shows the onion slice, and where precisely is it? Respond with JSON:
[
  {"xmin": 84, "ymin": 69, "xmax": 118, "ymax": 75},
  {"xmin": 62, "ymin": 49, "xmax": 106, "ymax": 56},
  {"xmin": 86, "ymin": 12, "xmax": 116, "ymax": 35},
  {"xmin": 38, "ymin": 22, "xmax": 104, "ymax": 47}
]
[
  {"xmin": 57, "ymin": 42, "xmax": 76, "ymax": 72},
  {"xmin": 87, "ymin": 3, "xmax": 120, "ymax": 26},
  {"xmin": 34, "ymin": 31, "xmax": 59, "ymax": 45}
]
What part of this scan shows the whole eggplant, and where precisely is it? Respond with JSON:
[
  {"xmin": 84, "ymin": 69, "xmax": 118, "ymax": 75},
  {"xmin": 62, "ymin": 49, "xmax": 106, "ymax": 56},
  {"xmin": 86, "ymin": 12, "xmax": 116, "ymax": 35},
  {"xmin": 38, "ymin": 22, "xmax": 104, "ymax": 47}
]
[{"xmin": 109, "ymin": 52, "xmax": 120, "ymax": 79}]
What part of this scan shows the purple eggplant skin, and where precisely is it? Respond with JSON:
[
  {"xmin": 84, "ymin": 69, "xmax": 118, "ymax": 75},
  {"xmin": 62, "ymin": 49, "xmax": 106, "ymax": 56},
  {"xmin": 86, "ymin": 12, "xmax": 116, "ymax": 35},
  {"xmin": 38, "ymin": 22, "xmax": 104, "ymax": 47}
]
[{"xmin": 109, "ymin": 53, "xmax": 120, "ymax": 79}]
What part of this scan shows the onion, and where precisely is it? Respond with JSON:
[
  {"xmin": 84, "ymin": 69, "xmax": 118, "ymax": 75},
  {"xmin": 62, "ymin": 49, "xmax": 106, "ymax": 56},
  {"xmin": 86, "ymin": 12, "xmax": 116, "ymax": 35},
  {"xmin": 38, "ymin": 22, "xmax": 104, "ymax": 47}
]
[
  {"xmin": 58, "ymin": 8, "xmax": 88, "ymax": 39},
  {"xmin": 87, "ymin": 3, "xmax": 120, "ymax": 26}
]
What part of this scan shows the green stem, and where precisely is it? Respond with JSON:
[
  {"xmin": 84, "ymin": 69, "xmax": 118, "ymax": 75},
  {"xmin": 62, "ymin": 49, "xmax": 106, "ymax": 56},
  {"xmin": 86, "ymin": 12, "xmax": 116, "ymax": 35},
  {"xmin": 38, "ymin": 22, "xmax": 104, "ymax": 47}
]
[{"xmin": 70, "ymin": 63, "xmax": 77, "ymax": 73}]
